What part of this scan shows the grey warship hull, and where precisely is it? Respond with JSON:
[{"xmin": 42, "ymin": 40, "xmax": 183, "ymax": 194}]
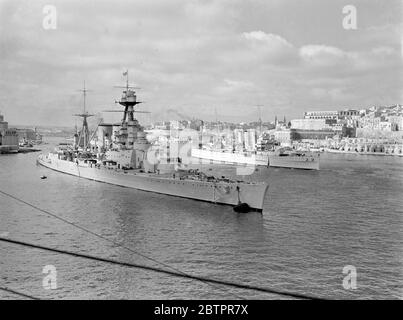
[{"xmin": 38, "ymin": 154, "xmax": 268, "ymax": 211}]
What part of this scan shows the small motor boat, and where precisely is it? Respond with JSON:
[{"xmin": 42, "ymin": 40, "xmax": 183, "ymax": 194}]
[{"xmin": 40, "ymin": 175, "xmax": 47, "ymax": 179}]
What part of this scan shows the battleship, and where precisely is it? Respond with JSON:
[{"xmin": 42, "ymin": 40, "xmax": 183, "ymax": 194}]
[{"xmin": 37, "ymin": 72, "xmax": 269, "ymax": 212}]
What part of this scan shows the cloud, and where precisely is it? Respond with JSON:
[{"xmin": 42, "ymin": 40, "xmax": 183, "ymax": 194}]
[
  {"xmin": 298, "ymin": 43, "xmax": 400, "ymax": 80},
  {"xmin": 214, "ymin": 78, "xmax": 257, "ymax": 96},
  {"xmin": 299, "ymin": 45, "xmax": 345, "ymax": 59},
  {"xmin": 243, "ymin": 31, "xmax": 293, "ymax": 49},
  {"xmin": 0, "ymin": 0, "xmax": 401, "ymax": 125},
  {"xmin": 242, "ymin": 31, "xmax": 296, "ymax": 65}
]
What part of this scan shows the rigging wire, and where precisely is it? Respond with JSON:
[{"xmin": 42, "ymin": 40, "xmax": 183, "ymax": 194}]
[
  {"xmin": 0, "ymin": 286, "xmax": 40, "ymax": 300},
  {"xmin": 0, "ymin": 188, "xmax": 243, "ymax": 299},
  {"xmin": 0, "ymin": 189, "xmax": 328, "ymax": 300},
  {"xmin": 0, "ymin": 237, "xmax": 326, "ymax": 300}
]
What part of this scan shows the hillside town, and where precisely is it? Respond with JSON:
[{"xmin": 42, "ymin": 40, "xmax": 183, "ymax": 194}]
[{"xmin": 147, "ymin": 104, "xmax": 403, "ymax": 156}]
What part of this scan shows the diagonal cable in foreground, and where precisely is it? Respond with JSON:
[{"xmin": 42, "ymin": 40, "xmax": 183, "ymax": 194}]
[
  {"xmin": 0, "ymin": 286, "xmax": 40, "ymax": 300},
  {"xmin": 0, "ymin": 237, "xmax": 327, "ymax": 300},
  {"xmin": 0, "ymin": 188, "xmax": 244, "ymax": 299},
  {"xmin": 0, "ymin": 189, "xmax": 329, "ymax": 300}
]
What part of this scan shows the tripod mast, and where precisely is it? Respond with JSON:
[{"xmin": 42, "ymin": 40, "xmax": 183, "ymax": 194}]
[{"xmin": 74, "ymin": 81, "xmax": 94, "ymax": 151}]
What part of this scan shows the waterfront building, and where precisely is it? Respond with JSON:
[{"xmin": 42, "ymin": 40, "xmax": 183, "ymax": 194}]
[
  {"xmin": 356, "ymin": 128, "xmax": 403, "ymax": 140},
  {"xmin": 0, "ymin": 114, "xmax": 8, "ymax": 131},
  {"xmin": 273, "ymin": 129, "xmax": 295, "ymax": 146},
  {"xmin": 0, "ymin": 113, "xmax": 19, "ymax": 153},
  {"xmin": 326, "ymin": 137, "xmax": 403, "ymax": 155},
  {"xmin": 0, "ymin": 128, "xmax": 19, "ymax": 148},
  {"xmin": 291, "ymin": 118, "xmax": 337, "ymax": 131},
  {"xmin": 387, "ymin": 115, "xmax": 403, "ymax": 131},
  {"xmin": 379, "ymin": 121, "xmax": 392, "ymax": 132},
  {"xmin": 293, "ymin": 129, "xmax": 336, "ymax": 140},
  {"xmin": 304, "ymin": 110, "xmax": 338, "ymax": 120},
  {"xmin": 338, "ymin": 109, "xmax": 360, "ymax": 118}
]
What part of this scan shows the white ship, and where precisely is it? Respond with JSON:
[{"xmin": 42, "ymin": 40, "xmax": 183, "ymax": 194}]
[
  {"xmin": 268, "ymin": 148, "xmax": 320, "ymax": 170},
  {"xmin": 191, "ymin": 148, "xmax": 269, "ymax": 166},
  {"xmin": 191, "ymin": 147, "xmax": 320, "ymax": 170},
  {"xmin": 37, "ymin": 73, "xmax": 268, "ymax": 212}
]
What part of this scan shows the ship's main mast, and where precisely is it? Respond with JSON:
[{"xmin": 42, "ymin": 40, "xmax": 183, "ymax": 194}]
[
  {"xmin": 103, "ymin": 71, "xmax": 150, "ymax": 123},
  {"xmin": 115, "ymin": 70, "xmax": 143, "ymax": 123}
]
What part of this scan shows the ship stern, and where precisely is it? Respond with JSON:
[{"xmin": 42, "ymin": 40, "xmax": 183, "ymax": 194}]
[{"xmin": 238, "ymin": 182, "xmax": 268, "ymax": 212}]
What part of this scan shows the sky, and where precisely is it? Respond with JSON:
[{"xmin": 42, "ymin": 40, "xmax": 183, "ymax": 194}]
[{"xmin": 0, "ymin": 0, "xmax": 402, "ymax": 126}]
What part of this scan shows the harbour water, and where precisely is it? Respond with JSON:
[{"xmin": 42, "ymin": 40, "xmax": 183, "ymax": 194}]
[{"xmin": 0, "ymin": 137, "xmax": 402, "ymax": 299}]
